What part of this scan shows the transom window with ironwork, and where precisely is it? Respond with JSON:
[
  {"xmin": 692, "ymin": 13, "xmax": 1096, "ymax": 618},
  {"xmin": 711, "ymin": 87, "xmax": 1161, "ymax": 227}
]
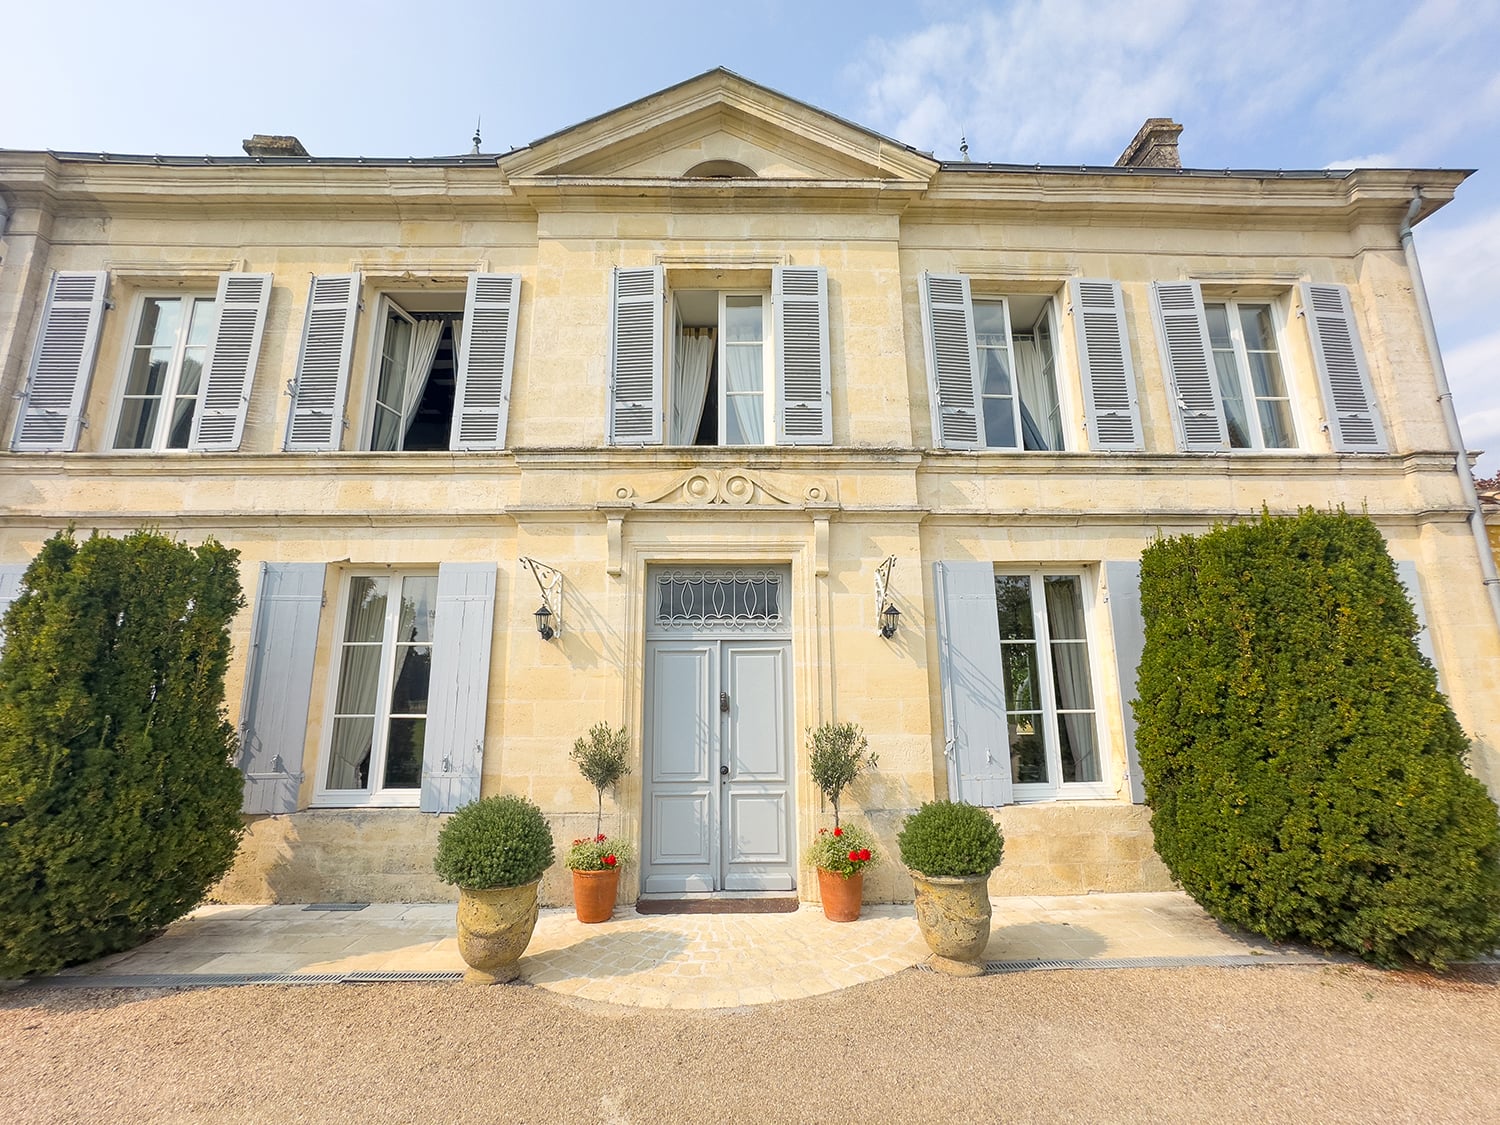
[{"xmin": 653, "ymin": 568, "xmax": 785, "ymax": 631}]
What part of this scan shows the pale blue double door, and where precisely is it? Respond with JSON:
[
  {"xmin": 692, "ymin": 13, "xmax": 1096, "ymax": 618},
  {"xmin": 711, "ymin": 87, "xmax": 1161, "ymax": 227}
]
[{"xmin": 641, "ymin": 637, "xmax": 794, "ymax": 893}]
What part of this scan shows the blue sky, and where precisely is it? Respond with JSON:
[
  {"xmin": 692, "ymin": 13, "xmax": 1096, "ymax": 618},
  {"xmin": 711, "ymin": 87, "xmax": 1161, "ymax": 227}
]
[{"xmin": 5, "ymin": 0, "xmax": 1497, "ymax": 475}]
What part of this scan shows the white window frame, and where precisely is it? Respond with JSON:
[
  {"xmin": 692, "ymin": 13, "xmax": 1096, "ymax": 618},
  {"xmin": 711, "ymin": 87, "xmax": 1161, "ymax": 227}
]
[
  {"xmin": 312, "ymin": 569, "xmax": 439, "ymax": 809},
  {"xmin": 972, "ymin": 294, "xmax": 1067, "ymax": 452},
  {"xmin": 1202, "ymin": 296, "xmax": 1299, "ymax": 451},
  {"xmin": 359, "ymin": 291, "xmax": 466, "ymax": 452},
  {"xmin": 107, "ymin": 292, "xmax": 218, "ymax": 452},
  {"xmin": 996, "ymin": 568, "xmax": 1113, "ymax": 802},
  {"xmin": 665, "ymin": 288, "xmax": 776, "ymax": 447}
]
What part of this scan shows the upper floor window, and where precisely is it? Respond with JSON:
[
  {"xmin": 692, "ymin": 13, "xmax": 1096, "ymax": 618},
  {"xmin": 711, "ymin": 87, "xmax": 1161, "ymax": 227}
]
[
  {"xmin": 1204, "ymin": 300, "xmax": 1294, "ymax": 449},
  {"xmin": 609, "ymin": 265, "xmax": 831, "ymax": 447},
  {"xmin": 112, "ymin": 296, "xmax": 218, "ymax": 450},
  {"xmin": 368, "ymin": 295, "xmax": 463, "ymax": 451},
  {"xmin": 973, "ymin": 296, "xmax": 1064, "ymax": 450}
]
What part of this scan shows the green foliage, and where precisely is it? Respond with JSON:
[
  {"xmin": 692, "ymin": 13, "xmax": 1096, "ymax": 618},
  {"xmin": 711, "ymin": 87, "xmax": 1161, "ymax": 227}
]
[
  {"xmin": 805, "ymin": 821, "xmax": 879, "ymax": 877},
  {"xmin": 564, "ymin": 833, "xmax": 632, "ymax": 872},
  {"xmin": 897, "ymin": 801, "xmax": 1004, "ymax": 877},
  {"xmin": 808, "ymin": 721, "xmax": 877, "ymax": 828},
  {"xmin": 570, "ymin": 722, "xmax": 630, "ymax": 837},
  {"xmin": 0, "ymin": 528, "xmax": 247, "ymax": 977},
  {"xmin": 433, "ymin": 794, "xmax": 555, "ymax": 890},
  {"xmin": 1135, "ymin": 509, "xmax": 1500, "ymax": 968}
]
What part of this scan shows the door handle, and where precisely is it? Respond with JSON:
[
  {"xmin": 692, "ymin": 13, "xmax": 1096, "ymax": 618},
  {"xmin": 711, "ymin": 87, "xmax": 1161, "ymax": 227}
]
[
  {"xmin": 720, "ymin": 692, "xmax": 730, "ymax": 713},
  {"xmin": 719, "ymin": 765, "xmax": 729, "ymax": 777}
]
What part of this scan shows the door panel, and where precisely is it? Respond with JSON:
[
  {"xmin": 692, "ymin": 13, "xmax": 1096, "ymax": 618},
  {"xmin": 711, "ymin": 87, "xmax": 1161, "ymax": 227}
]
[
  {"xmin": 643, "ymin": 643, "xmax": 717, "ymax": 894},
  {"xmin": 721, "ymin": 642, "xmax": 794, "ymax": 891}
]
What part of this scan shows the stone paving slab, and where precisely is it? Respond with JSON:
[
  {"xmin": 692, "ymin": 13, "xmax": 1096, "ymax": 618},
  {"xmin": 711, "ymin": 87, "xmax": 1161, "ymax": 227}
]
[{"xmin": 42, "ymin": 893, "xmax": 1328, "ymax": 1008}]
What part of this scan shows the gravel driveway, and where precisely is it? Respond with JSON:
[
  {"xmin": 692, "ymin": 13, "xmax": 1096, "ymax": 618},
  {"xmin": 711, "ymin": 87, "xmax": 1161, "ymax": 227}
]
[{"xmin": 4, "ymin": 964, "xmax": 1497, "ymax": 1123}]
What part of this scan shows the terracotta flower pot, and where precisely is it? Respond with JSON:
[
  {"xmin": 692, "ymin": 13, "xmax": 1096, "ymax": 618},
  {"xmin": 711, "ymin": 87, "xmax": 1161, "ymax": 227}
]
[
  {"xmin": 909, "ymin": 870, "xmax": 993, "ymax": 976},
  {"xmin": 572, "ymin": 867, "xmax": 621, "ymax": 923},
  {"xmin": 455, "ymin": 879, "xmax": 542, "ymax": 985},
  {"xmin": 817, "ymin": 867, "xmax": 865, "ymax": 922}
]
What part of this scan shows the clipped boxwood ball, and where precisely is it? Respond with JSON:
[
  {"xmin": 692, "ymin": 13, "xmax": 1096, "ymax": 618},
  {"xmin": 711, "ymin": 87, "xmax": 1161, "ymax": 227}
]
[
  {"xmin": 898, "ymin": 800, "xmax": 1003, "ymax": 877},
  {"xmin": 434, "ymin": 794, "xmax": 556, "ymax": 891}
]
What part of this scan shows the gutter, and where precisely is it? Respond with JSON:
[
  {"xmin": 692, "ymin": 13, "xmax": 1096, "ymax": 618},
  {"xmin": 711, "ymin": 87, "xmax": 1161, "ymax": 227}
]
[{"xmin": 1399, "ymin": 190, "xmax": 1500, "ymax": 632}]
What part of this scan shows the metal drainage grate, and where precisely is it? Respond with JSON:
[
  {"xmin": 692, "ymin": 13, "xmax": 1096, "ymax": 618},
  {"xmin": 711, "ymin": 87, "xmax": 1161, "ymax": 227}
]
[
  {"xmin": 25, "ymin": 970, "xmax": 463, "ymax": 990},
  {"xmin": 913, "ymin": 952, "xmax": 1342, "ymax": 975},
  {"xmin": 302, "ymin": 903, "xmax": 369, "ymax": 912}
]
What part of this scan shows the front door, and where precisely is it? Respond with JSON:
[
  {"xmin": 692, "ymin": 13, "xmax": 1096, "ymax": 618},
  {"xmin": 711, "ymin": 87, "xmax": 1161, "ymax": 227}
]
[{"xmin": 641, "ymin": 568, "xmax": 794, "ymax": 894}]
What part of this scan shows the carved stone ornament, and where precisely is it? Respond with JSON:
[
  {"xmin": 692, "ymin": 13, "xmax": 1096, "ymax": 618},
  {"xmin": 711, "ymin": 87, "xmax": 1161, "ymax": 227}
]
[{"xmin": 619, "ymin": 468, "xmax": 834, "ymax": 508}]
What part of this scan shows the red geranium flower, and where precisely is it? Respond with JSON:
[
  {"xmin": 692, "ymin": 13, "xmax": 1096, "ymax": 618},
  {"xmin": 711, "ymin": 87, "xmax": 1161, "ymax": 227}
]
[
  {"xmin": 833, "ymin": 827, "xmax": 843, "ymax": 837},
  {"xmin": 604, "ymin": 854, "xmax": 617, "ymax": 866},
  {"xmin": 848, "ymin": 849, "xmax": 859, "ymax": 862},
  {"xmin": 596, "ymin": 833, "xmax": 607, "ymax": 842},
  {"xmin": 860, "ymin": 848, "xmax": 871, "ymax": 861}
]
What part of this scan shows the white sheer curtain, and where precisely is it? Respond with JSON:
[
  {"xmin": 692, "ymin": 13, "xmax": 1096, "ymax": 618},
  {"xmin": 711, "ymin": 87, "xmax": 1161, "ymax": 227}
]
[
  {"xmin": 1015, "ymin": 338, "xmax": 1063, "ymax": 451},
  {"xmin": 1043, "ymin": 577, "xmax": 1100, "ymax": 783},
  {"xmin": 723, "ymin": 346, "xmax": 763, "ymax": 444},
  {"xmin": 398, "ymin": 319, "xmax": 446, "ymax": 442},
  {"xmin": 671, "ymin": 328, "xmax": 714, "ymax": 443},
  {"xmin": 326, "ymin": 580, "xmax": 388, "ymax": 790}
]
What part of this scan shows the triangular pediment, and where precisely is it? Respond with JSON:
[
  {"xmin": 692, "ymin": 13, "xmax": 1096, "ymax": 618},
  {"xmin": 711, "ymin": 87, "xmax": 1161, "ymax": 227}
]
[{"xmin": 500, "ymin": 68, "xmax": 938, "ymax": 184}]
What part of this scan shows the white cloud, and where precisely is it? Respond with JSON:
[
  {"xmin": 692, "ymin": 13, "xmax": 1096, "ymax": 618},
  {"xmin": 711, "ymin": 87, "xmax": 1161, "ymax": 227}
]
[{"xmin": 1442, "ymin": 330, "xmax": 1500, "ymax": 473}]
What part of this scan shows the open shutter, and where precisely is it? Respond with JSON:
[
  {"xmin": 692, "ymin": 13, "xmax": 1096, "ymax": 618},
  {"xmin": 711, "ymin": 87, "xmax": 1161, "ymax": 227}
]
[
  {"xmin": 451, "ymin": 273, "xmax": 520, "ymax": 450},
  {"xmin": 1070, "ymin": 279, "xmax": 1144, "ymax": 451},
  {"xmin": 934, "ymin": 561, "xmax": 1013, "ymax": 805},
  {"xmin": 284, "ymin": 273, "xmax": 360, "ymax": 451},
  {"xmin": 1104, "ymin": 561, "xmax": 1147, "ymax": 804},
  {"xmin": 773, "ymin": 265, "xmax": 832, "ymax": 445},
  {"xmin": 190, "ymin": 272, "xmax": 272, "ymax": 451},
  {"xmin": 1151, "ymin": 281, "xmax": 1228, "ymax": 452},
  {"xmin": 920, "ymin": 273, "xmax": 983, "ymax": 449},
  {"xmin": 608, "ymin": 266, "xmax": 663, "ymax": 444},
  {"xmin": 420, "ymin": 562, "xmax": 497, "ymax": 813},
  {"xmin": 237, "ymin": 562, "xmax": 325, "ymax": 814},
  {"xmin": 0, "ymin": 564, "xmax": 28, "ymax": 653},
  {"xmin": 12, "ymin": 271, "xmax": 108, "ymax": 452},
  {"xmin": 1394, "ymin": 559, "xmax": 1439, "ymax": 680},
  {"xmin": 1302, "ymin": 283, "xmax": 1388, "ymax": 452}
]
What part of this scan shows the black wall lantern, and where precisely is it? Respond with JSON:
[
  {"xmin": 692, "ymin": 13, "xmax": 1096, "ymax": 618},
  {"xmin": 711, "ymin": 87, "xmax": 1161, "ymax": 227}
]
[
  {"xmin": 874, "ymin": 554, "xmax": 900, "ymax": 639},
  {"xmin": 880, "ymin": 601, "xmax": 901, "ymax": 639},
  {"xmin": 534, "ymin": 602, "xmax": 555, "ymax": 640},
  {"xmin": 520, "ymin": 557, "xmax": 563, "ymax": 642}
]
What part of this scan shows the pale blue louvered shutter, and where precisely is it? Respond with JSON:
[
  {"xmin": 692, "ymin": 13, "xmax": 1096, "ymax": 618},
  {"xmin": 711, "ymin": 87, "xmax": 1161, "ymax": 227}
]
[
  {"xmin": 0, "ymin": 563, "xmax": 28, "ymax": 653},
  {"xmin": 237, "ymin": 562, "xmax": 325, "ymax": 814},
  {"xmin": 1151, "ymin": 281, "xmax": 1228, "ymax": 452},
  {"xmin": 920, "ymin": 273, "xmax": 983, "ymax": 449},
  {"xmin": 773, "ymin": 265, "xmax": 832, "ymax": 445},
  {"xmin": 1301, "ymin": 283, "xmax": 1388, "ymax": 452},
  {"xmin": 284, "ymin": 273, "xmax": 361, "ymax": 451},
  {"xmin": 1394, "ymin": 559, "xmax": 1438, "ymax": 680},
  {"xmin": 451, "ymin": 273, "xmax": 520, "ymax": 450},
  {"xmin": 608, "ymin": 266, "xmax": 663, "ymax": 444},
  {"xmin": 1104, "ymin": 560, "xmax": 1147, "ymax": 804},
  {"xmin": 12, "ymin": 271, "xmax": 109, "ymax": 452},
  {"xmin": 420, "ymin": 562, "xmax": 497, "ymax": 812},
  {"xmin": 1070, "ymin": 279, "xmax": 1144, "ymax": 452},
  {"xmin": 191, "ymin": 272, "xmax": 273, "ymax": 451},
  {"xmin": 934, "ymin": 561, "xmax": 1013, "ymax": 805}
]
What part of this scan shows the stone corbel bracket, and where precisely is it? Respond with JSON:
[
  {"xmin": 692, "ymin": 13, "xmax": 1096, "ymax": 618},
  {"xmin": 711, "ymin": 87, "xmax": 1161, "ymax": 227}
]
[{"xmin": 603, "ymin": 468, "xmax": 838, "ymax": 576}]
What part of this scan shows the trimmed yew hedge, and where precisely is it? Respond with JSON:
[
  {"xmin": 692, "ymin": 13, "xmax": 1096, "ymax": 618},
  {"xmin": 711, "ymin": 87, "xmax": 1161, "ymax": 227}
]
[
  {"xmin": 0, "ymin": 530, "xmax": 247, "ymax": 977},
  {"xmin": 1135, "ymin": 509, "xmax": 1500, "ymax": 968}
]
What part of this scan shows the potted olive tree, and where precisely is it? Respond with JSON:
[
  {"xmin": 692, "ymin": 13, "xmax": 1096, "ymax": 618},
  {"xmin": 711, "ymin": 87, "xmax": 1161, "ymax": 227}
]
[
  {"xmin": 566, "ymin": 722, "xmax": 632, "ymax": 923},
  {"xmin": 898, "ymin": 800, "xmax": 1004, "ymax": 975},
  {"xmin": 807, "ymin": 722, "xmax": 879, "ymax": 921},
  {"xmin": 433, "ymin": 794, "xmax": 555, "ymax": 984}
]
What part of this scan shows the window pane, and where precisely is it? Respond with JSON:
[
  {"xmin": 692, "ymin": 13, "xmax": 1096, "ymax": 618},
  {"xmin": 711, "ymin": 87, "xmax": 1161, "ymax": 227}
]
[
  {"xmin": 376, "ymin": 315, "xmax": 413, "ymax": 411},
  {"xmin": 994, "ymin": 576, "xmax": 1035, "ymax": 639},
  {"xmin": 113, "ymin": 398, "xmax": 159, "ymax": 449},
  {"xmin": 1257, "ymin": 399, "xmax": 1296, "ymax": 449},
  {"xmin": 1057, "ymin": 712, "xmax": 1100, "ymax": 783},
  {"xmin": 344, "ymin": 577, "xmax": 388, "ymax": 642},
  {"xmin": 1238, "ymin": 305, "xmax": 1275, "ymax": 352},
  {"xmin": 724, "ymin": 349, "xmax": 763, "ymax": 392},
  {"xmin": 178, "ymin": 352, "xmax": 205, "ymax": 397},
  {"xmin": 124, "ymin": 349, "xmax": 173, "ymax": 397},
  {"xmin": 398, "ymin": 577, "xmax": 437, "ymax": 644},
  {"xmin": 1204, "ymin": 303, "xmax": 1233, "ymax": 350},
  {"xmin": 1042, "ymin": 576, "xmax": 1086, "ymax": 639},
  {"xmin": 334, "ymin": 645, "xmax": 382, "ymax": 714},
  {"xmin": 383, "ymin": 718, "xmax": 425, "ymax": 788},
  {"xmin": 1010, "ymin": 723, "xmax": 1048, "ymax": 784},
  {"xmin": 1245, "ymin": 349, "xmax": 1288, "ymax": 399},
  {"xmin": 186, "ymin": 299, "xmax": 218, "ymax": 346},
  {"xmin": 982, "ymin": 396, "xmax": 1017, "ymax": 448},
  {"xmin": 166, "ymin": 397, "xmax": 196, "ymax": 449},
  {"xmin": 137, "ymin": 298, "xmax": 182, "ymax": 349},
  {"xmin": 326, "ymin": 716, "xmax": 374, "ymax": 789},
  {"xmin": 725, "ymin": 393, "xmax": 764, "ymax": 443},
  {"xmin": 724, "ymin": 297, "xmax": 762, "ymax": 342},
  {"xmin": 973, "ymin": 301, "xmax": 1007, "ymax": 340},
  {"xmin": 979, "ymin": 348, "xmax": 1012, "ymax": 396},
  {"xmin": 1001, "ymin": 642, "xmax": 1040, "ymax": 712},
  {"xmin": 389, "ymin": 645, "xmax": 432, "ymax": 714},
  {"xmin": 1213, "ymin": 351, "xmax": 1252, "ymax": 448}
]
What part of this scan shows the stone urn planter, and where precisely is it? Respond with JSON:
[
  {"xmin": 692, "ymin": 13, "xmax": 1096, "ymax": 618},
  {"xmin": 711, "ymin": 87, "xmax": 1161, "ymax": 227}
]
[
  {"xmin": 433, "ymin": 794, "xmax": 556, "ymax": 986},
  {"xmin": 909, "ymin": 872, "xmax": 993, "ymax": 975},
  {"xmin": 456, "ymin": 880, "xmax": 543, "ymax": 984},
  {"xmin": 898, "ymin": 800, "xmax": 1005, "ymax": 977}
]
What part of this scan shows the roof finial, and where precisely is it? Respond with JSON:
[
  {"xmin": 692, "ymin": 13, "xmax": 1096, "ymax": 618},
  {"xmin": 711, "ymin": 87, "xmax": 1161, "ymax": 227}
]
[
  {"xmin": 959, "ymin": 133, "xmax": 970, "ymax": 162},
  {"xmin": 470, "ymin": 117, "xmax": 482, "ymax": 156}
]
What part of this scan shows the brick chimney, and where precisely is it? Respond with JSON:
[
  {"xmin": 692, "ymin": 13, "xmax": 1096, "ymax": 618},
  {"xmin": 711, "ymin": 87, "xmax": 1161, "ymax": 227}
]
[
  {"xmin": 242, "ymin": 134, "xmax": 310, "ymax": 158},
  {"xmin": 1115, "ymin": 118, "xmax": 1183, "ymax": 170}
]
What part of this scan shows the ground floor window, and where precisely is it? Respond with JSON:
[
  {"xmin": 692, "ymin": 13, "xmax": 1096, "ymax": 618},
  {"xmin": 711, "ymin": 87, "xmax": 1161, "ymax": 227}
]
[
  {"xmin": 317, "ymin": 573, "xmax": 436, "ymax": 805},
  {"xmin": 996, "ymin": 572, "xmax": 1104, "ymax": 797}
]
